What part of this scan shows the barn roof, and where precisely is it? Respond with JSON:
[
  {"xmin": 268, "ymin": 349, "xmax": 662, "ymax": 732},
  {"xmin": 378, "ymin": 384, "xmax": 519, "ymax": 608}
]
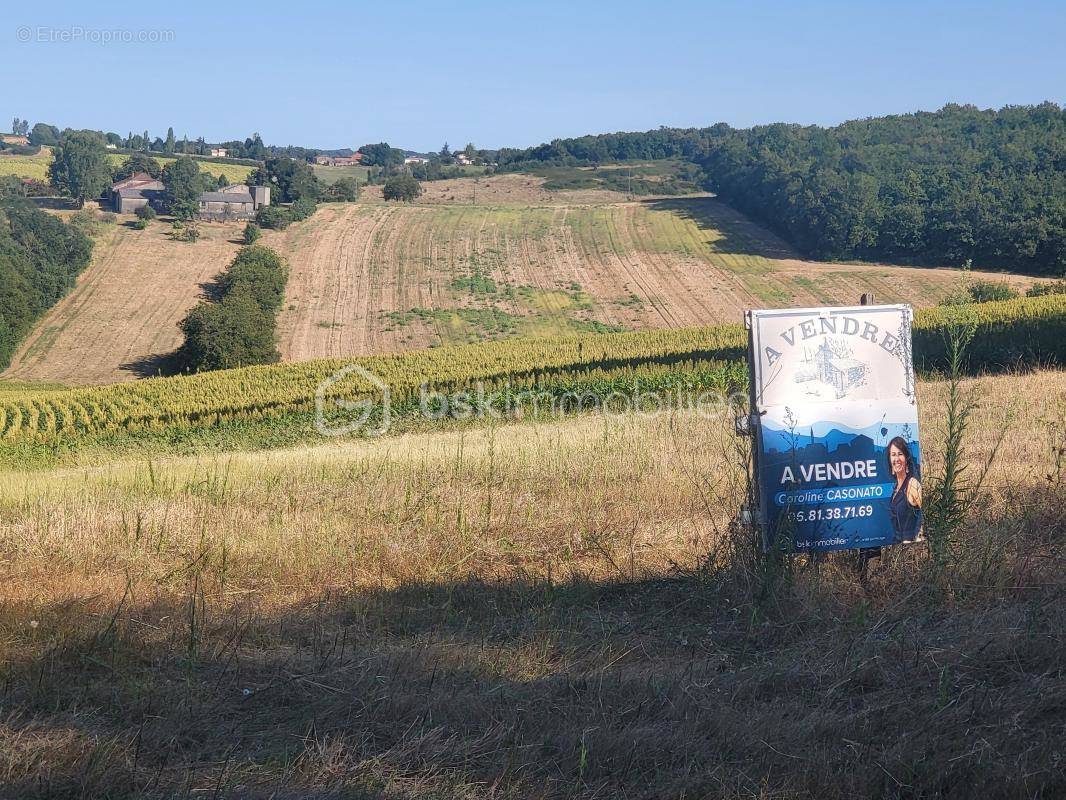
[
  {"xmin": 112, "ymin": 173, "xmax": 162, "ymax": 191},
  {"xmin": 117, "ymin": 187, "xmax": 164, "ymax": 198},
  {"xmin": 199, "ymin": 191, "xmax": 253, "ymax": 203}
]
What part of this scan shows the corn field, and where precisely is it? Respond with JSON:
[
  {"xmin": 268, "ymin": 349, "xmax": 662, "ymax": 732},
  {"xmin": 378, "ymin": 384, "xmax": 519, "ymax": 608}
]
[{"xmin": 1, "ymin": 296, "xmax": 1062, "ymax": 443}]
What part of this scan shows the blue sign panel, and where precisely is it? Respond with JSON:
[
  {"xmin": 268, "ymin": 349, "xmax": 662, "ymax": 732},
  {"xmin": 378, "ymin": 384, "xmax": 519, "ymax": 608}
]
[
  {"xmin": 748, "ymin": 305, "xmax": 922, "ymax": 553},
  {"xmin": 758, "ymin": 416, "xmax": 921, "ymax": 551}
]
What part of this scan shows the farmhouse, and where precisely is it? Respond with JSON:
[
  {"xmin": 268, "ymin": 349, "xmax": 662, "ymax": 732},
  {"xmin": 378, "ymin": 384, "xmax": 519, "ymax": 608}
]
[
  {"xmin": 197, "ymin": 184, "xmax": 270, "ymax": 221},
  {"xmin": 111, "ymin": 173, "xmax": 166, "ymax": 214},
  {"xmin": 314, "ymin": 152, "xmax": 363, "ymax": 166},
  {"xmin": 404, "ymin": 155, "xmax": 429, "ymax": 165},
  {"xmin": 1, "ymin": 134, "xmax": 30, "ymax": 146},
  {"xmin": 210, "ymin": 147, "xmax": 229, "ymax": 157}
]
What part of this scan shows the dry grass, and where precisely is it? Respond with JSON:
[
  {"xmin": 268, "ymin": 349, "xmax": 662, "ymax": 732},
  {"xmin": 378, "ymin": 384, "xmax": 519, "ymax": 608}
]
[{"xmin": 0, "ymin": 371, "xmax": 1063, "ymax": 798}]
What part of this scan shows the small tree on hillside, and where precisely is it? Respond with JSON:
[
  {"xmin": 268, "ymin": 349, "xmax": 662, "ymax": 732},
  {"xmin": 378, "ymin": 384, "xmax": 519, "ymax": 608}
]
[
  {"xmin": 48, "ymin": 131, "xmax": 111, "ymax": 207},
  {"xmin": 113, "ymin": 153, "xmax": 162, "ymax": 181},
  {"xmin": 162, "ymin": 157, "xmax": 203, "ymax": 220},
  {"xmin": 243, "ymin": 222, "xmax": 261, "ymax": 244},
  {"xmin": 135, "ymin": 205, "xmax": 156, "ymax": 222},
  {"xmin": 28, "ymin": 123, "xmax": 60, "ymax": 147},
  {"xmin": 383, "ymin": 175, "xmax": 422, "ymax": 202},
  {"xmin": 328, "ymin": 176, "xmax": 359, "ymax": 201}
]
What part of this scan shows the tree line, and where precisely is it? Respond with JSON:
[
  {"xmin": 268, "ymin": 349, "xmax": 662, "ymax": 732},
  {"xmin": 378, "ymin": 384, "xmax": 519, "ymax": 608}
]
[
  {"xmin": 698, "ymin": 103, "xmax": 1066, "ymax": 275},
  {"xmin": 493, "ymin": 103, "xmax": 1066, "ymax": 275},
  {"xmin": 178, "ymin": 245, "xmax": 289, "ymax": 371},
  {"xmin": 0, "ymin": 199, "xmax": 93, "ymax": 369}
]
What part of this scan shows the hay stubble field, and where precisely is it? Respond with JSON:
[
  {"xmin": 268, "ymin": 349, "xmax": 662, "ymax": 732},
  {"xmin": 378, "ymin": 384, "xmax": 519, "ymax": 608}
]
[
  {"xmin": 1, "ymin": 221, "xmax": 245, "ymax": 385},
  {"xmin": 0, "ymin": 173, "xmax": 1041, "ymax": 385},
  {"xmin": 0, "ymin": 369, "xmax": 1062, "ymax": 798},
  {"xmin": 273, "ymin": 175, "xmax": 1034, "ymax": 361}
]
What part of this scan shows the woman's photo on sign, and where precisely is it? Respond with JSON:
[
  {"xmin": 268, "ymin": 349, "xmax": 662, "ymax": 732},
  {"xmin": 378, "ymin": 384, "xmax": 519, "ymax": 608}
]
[{"xmin": 887, "ymin": 436, "xmax": 923, "ymax": 542}]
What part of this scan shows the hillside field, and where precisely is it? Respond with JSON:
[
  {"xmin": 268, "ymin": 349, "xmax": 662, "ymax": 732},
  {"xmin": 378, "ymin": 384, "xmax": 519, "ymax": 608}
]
[
  {"xmin": 0, "ymin": 367, "xmax": 1062, "ymax": 798},
  {"xmin": 1, "ymin": 174, "xmax": 1044, "ymax": 386},
  {"xmin": 311, "ymin": 163, "xmax": 371, "ymax": 185},
  {"xmin": 273, "ymin": 176, "xmax": 1038, "ymax": 361},
  {"xmin": 0, "ymin": 147, "xmax": 254, "ymax": 184},
  {"xmin": 1, "ymin": 220, "xmax": 245, "ymax": 385}
]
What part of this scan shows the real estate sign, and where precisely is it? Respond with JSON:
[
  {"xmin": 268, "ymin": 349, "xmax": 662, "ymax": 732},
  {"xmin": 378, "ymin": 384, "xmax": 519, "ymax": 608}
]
[{"xmin": 747, "ymin": 304, "xmax": 921, "ymax": 553}]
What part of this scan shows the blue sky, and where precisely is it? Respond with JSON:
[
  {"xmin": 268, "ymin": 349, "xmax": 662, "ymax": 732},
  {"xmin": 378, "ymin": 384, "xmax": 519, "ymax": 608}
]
[{"xmin": 5, "ymin": 0, "xmax": 1064, "ymax": 152}]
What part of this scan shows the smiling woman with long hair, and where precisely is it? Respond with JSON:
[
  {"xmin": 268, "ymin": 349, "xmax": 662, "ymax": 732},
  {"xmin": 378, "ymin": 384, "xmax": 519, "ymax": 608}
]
[{"xmin": 887, "ymin": 436, "xmax": 923, "ymax": 542}]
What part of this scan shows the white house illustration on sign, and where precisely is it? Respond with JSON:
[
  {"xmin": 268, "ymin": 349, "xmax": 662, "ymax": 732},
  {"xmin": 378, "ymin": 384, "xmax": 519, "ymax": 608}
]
[{"xmin": 795, "ymin": 339, "xmax": 869, "ymax": 399}]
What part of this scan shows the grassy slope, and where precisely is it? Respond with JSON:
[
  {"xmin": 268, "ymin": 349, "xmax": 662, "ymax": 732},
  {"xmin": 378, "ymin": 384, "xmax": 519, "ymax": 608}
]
[
  {"xmin": 0, "ymin": 370, "xmax": 1063, "ymax": 798},
  {"xmin": 310, "ymin": 163, "xmax": 370, "ymax": 184},
  {"xmin": 0, "ymin": 147, "xmax": 253, "ymax": 184}
]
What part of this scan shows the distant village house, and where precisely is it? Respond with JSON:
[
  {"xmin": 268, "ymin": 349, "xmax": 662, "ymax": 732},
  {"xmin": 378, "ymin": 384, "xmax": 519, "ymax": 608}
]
[
  {"xmin": 210, "ymin": 147, "xmax": 228, "ymax": 158},
  {"xmin": 198, "ymin": 184, "xmax": 270, "ymax": 221},
  {"xmin": 1, "ymin": 134, "xmax": 30, "ymax": 146},
  {"xmin": 314, "ymin": 152, "xmax": 363, "ymax": 166},
  {"xmin": 404, "ymin": 155, "xmax": 429, "ymax": 165}
]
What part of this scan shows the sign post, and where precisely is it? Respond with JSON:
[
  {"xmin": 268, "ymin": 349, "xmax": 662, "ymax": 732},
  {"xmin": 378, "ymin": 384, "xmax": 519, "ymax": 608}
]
[{"xmin": 745, "ymin": 303, "xmax": 922, "ymax": 555}]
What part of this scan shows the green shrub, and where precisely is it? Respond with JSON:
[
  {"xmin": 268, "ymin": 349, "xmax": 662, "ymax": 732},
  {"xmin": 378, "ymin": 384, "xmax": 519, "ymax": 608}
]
[
  {"xmin": 255, "ymin": 205, "xmax": 292, "ymax": 230},
  {"xmin": 134, "ymin": 205, "xmax": 157, "ymax": 221},
  {"xmin": 69, "ymin": 208, "xmax": 106, "ymax": 237},
  {"xmin": 178, "ymin": 289, "xmax": 279, "ymax": 371},
  {"xmin": 178, "ymin": 245, "xmax": 288, "ymax": 372},
  {"xmin": 325, "ymin": 177, "xmax": 360, "ymax": 202},
  {"xmin": 243, "ymin": 222, "xmax": 261, "ymax": 244},
  {"xmin": 131, "ymin": 218, "xmax": 149, "ymax": 230},
  {"xmin": 383, "ymin": 175, "xmax": 422, "ymax": 202},
  {"xmin": 290, "ymin": 197, "xmax": 317, "ymax": 221},
  {"xmin": 215, "ymin": 245, "xmax": 289, "ymax": 313},
  {"xmin": 1027, "ymin": 280, "xmax": 1066, "ymax": 297},
  {"xmin": 170, "ymin": 223, "xmax": 201, "ymax": 243},
  {"xmin": 967, "ymin": 280, "xmax": 1019, "ymax": 303}
]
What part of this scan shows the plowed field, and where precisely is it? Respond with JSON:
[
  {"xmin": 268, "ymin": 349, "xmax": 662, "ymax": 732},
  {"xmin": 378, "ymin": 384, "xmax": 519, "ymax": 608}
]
[
  {"xmin": 273, "ymin": 180, "xmax": 1036, "ymax": 361},
  {"xmin": 1, "ymin": 222, "xmax": 244, "ymax": 385},
  {"xmin": 3, "ymin": 175, "xmax": 1038, "ymax": 384}
]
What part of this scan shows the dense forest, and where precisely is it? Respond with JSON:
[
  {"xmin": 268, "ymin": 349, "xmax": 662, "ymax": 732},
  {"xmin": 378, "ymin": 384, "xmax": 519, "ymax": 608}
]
[
  {"xmin": 500, "ymin": 104, "xmax": 1066, "ymax": 275},
  {"xmin": 0, "ymin": 200, "xmax": 93, "ymax": 369}
]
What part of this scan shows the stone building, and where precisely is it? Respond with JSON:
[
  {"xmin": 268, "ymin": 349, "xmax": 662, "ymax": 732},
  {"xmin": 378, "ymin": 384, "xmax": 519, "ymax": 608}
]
[
  {"xmin": 197, "ymin": 184, "xmax": 270, "ymax": 221},
  {"xmin": 111, "ymin": 173, "xmax": 166, "ymax": 214}
]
